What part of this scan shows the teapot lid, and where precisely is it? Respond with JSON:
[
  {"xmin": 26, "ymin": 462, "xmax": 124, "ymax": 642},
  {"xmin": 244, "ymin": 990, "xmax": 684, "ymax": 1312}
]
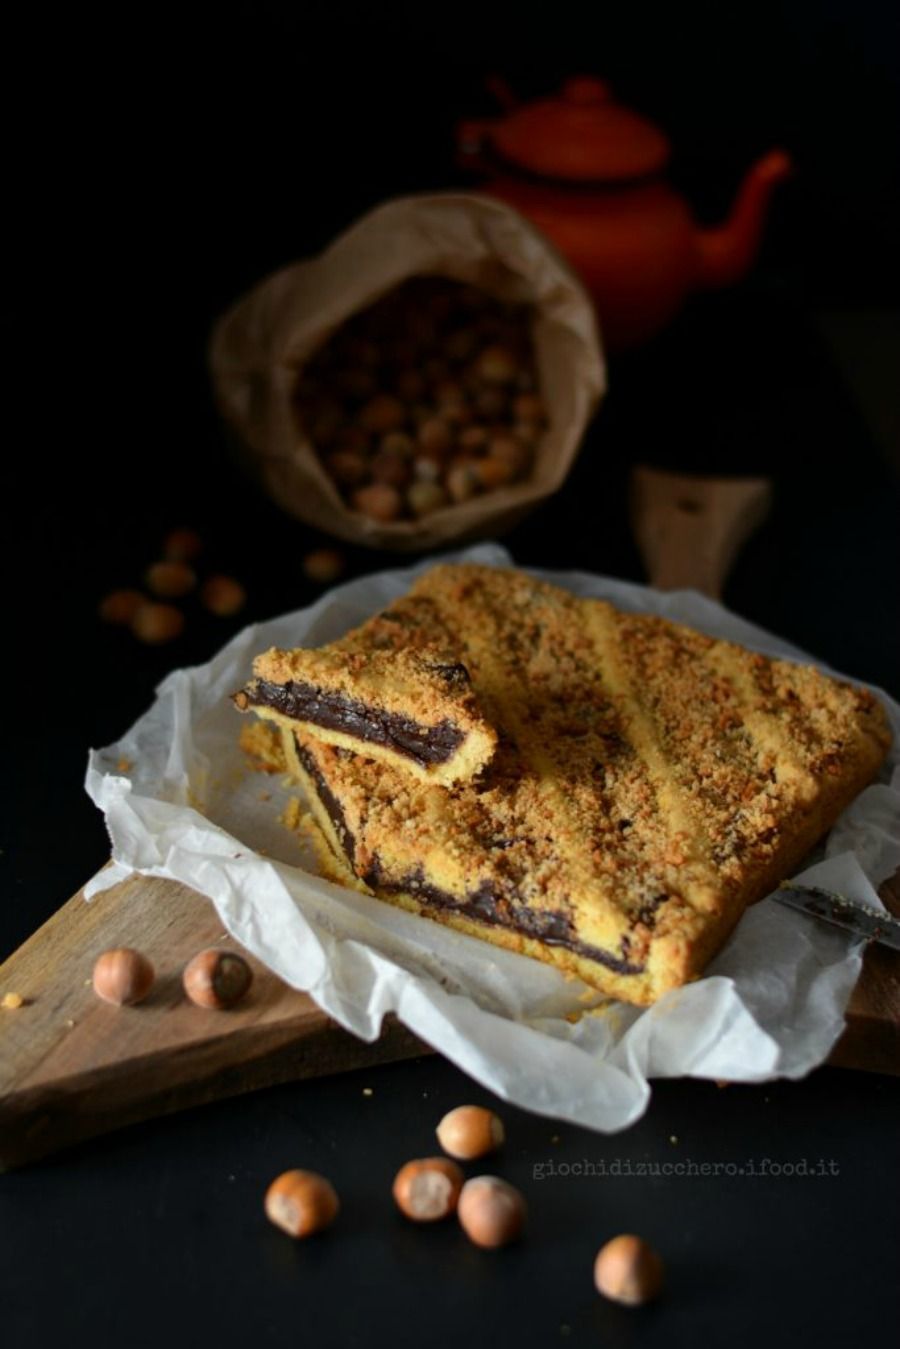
[{"xmin": 488, "ymin": 77, "xmax": 670, "ymax": 182}]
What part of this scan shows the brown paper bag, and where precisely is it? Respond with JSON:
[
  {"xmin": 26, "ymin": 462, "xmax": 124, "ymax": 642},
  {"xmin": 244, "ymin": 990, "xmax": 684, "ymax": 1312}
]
[{"xmin": 209, "ymin": 193, "xmax": 606, "ymax": 550}]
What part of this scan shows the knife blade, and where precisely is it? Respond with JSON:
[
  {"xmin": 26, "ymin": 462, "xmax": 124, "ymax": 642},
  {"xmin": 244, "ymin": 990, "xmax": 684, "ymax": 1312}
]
[{"xmin": 774, "ymin": 883, "xmax": 900, "ymax": 951}]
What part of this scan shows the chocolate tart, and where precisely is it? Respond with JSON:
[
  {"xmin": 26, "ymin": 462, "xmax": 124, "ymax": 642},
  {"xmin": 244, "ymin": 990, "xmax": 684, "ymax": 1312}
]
[{"xmin": 239, "ymin": 564, "xmax": 891, "ymax": 1005}]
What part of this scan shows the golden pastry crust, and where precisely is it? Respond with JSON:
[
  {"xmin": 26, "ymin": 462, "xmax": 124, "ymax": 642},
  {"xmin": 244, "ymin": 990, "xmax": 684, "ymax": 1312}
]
[
  {"xmin": 241, "ymin": 564, "xmax": 891, "ymax": 1005},
  {"xmin": 237, "ymin": 643, "xmax": 496, "ymax": 786}
]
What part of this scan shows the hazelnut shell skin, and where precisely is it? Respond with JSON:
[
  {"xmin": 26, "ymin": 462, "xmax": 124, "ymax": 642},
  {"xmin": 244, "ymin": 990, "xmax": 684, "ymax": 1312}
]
[
  {"xmin": 264, "ymin": 1170, "xmax": 339, "ymax": 1238},
  {"xmin": 183, "ymin": 950, "xmax": 253, "ymax": 1009},
  {"xmin": 200, "ymin": 576, "xmax": 246, "ymax": 617},
  {"xmin": 392, "ymin": 1157, "xmax": 464, "ymax": 1222},
  {"xmin": 593, "ymin": 1234, "xmax": 664, "ymax": 1305},
  {"xmin": 436, "ymin": 1105, "xmax": 504, "ymax": 1160},
  {"xmin": 457, "ymin": 1176, "xmax": 526, "ymax": 1249},
  {"xmin": 145, "ymin": 560, "xmax": 196, "ymax": 599},
  {"xmin": 92, "ymin": 948, "xmax": 155, "ymax": 1006},
  {"xmin": 131, "ymin": 602, "xmax": 185, "ymax": 645}
]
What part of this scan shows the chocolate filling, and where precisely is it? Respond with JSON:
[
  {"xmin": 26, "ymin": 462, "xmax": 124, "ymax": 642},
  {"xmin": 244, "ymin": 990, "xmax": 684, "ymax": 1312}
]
[
  {"xmin": 249, "ymin": 679, "xmax": 465, "ymax": 767},
  {"xmin": 295, "ymin": 741, "xmax": 358, "ymax": 863},
  {"xmin": 297, "ymin": 736, "xmax": 644, "ymax": 977}
]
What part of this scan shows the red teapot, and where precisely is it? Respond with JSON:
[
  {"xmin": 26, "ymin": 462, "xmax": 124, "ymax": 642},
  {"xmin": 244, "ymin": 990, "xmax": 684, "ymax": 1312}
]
[{"xmin": 457, "ymin": 77, "xmax": 792, "ymax": 349}]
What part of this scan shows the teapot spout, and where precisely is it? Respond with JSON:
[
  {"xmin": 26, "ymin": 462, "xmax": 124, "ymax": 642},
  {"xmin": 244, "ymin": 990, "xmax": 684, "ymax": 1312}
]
[{"xmin": 695, "ymin": 149, "xmax": 792, "ymax": 289}]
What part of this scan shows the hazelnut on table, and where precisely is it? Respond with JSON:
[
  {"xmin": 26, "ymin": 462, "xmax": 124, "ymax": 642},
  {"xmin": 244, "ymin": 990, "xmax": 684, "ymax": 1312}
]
[
  {"xmin": 265, "ymin": 1170, "xmax": 339, "ymax": 1238},
  {"xmin": 593, "ymin": 1235, "xmax": 664, "ymax": 1306},
  {"xmin": 201, "ymin": 576, "xmax": 246, "ymax": 617},
  {"xmin": 162, "ymin": 528, "xmax": 203, "ymax": 563},
  {"xmin": 98, "ymin": 589, "xmax": 145, "ymax": 625},
  {"xmin": 436, "ymin": 1105, "xmax": 504, "ymax": 1160},
  {"xmin": 183, "ymin": 949, "xmax": 253, "ymax": 1009},
  {"xmin": 393, "ymin": 1158, "xmax": 464, "ymax": 1222},
  {"xmin": 131, "ymin": 602, "xmax": 185, "ymax": 645},
  {"xmin": 302, "ymin": 548, "xmax": 345, "ymax": 585},
  {"xmin": 457, "ymin": 1176, "xmax": 526, "ymax": 1248},
  {"xmin": 145, "ymin": 560, "xmax": 196, "ymax": 599},
  {"xmin": 92, "ymin": 948, "xmax": 155, "ymax": 1006}
]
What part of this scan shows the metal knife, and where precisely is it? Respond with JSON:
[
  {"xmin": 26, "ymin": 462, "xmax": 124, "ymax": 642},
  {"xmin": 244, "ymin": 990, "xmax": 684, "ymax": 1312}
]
[{"xmin": 774, "ymin": 883, "xmax": 900, "ymax": 951}]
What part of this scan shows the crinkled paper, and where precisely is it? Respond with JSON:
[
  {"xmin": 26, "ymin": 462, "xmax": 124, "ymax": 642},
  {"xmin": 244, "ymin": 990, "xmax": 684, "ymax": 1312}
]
[{"xmin": 85, "ymin": 545, "xmax": 900, "ymax": 1131}]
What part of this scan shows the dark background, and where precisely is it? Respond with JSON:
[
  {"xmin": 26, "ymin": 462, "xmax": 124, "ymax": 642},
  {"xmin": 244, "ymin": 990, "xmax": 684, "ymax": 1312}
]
[{"xmin": 4, "ymin": 3, "xmax": 899, "ymax": 1346}]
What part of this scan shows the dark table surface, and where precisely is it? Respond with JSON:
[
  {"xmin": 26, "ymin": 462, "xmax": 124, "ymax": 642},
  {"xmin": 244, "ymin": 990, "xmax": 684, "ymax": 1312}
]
[{"xmin": 4, "ymin": 9, "xmax": 900, "ymax": 1335}]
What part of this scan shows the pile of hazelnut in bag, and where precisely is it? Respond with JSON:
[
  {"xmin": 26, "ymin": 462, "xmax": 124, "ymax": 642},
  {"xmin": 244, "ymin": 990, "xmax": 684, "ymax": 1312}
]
[{"xmin": 292, "ymin": 278, "xmax": 547, "ymax": 524}]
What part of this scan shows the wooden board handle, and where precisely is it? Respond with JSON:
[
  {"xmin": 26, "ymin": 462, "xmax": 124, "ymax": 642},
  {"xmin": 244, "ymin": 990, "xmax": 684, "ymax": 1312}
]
[{"xmin": 631, "ymin": 466, "xmax": 772, "ymax": 598}]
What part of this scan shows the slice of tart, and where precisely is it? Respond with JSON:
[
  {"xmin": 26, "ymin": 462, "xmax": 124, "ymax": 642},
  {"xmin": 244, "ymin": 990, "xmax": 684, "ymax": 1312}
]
[
  {"xmin": 235, "ymin": 644, "xmax": 497, "ymax": 787},
  {"xmin": 239, "ymin": 563, "xmax": 891, "ymax": 1005}
]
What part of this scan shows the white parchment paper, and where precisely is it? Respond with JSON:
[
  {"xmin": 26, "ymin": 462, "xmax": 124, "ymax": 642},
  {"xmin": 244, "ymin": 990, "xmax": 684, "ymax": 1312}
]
[{"xmin": 85, "ymin": 545, "xmax": 900, "ymax": 1131}]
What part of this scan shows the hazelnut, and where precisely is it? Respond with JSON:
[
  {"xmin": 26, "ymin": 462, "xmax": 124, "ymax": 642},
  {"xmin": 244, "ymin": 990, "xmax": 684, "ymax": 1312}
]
[
  {"xmin": 183, "ymin": 949, "xmax": 253, "ymax": 1009},
  {"xmin": 436, "ymin": 1105, "xmax": 504, "ymax": 1160},
  {"xmin": 335, "ymin": 368, "xmax": 378, "ymax": 402},
  {"xmin": 379, "ymin": 430, "xmax": 414, "ymax": 459},
  {"xmin": 512, "ymin": 392, "xmax": 546, "ymax": 424},
  {"xmin": 473, "ymin": 457, "xmax": 515, "ymax": 490},
  {"xmin": 486, "ymin": 433, "xmax": 530, "ymax": 476},
  {"xmin": 302, "ymin": 548, "xmax": 345, "ymax": 584},
  {"xmin": 352, "ymin": 483, "xmax": 402, "ymax": 522},
  {"xmin": 333, "ymin": 425, "xmax": 371, "ymax": 457},
  {"xmin": 98, "ymin": 589, "xmax": 145, "ymax": 625},
  {"xmin": 438, "ymin": 397, "xmax": 473, "ymax": 427},
  {"xmin": 417, "ymin": 417, "xmax": 453, "ymax": 458},
  {"xmin": 458, "ymin": 424, "xmax": 489, "ymax": 454},
  {"xmin": 370, "ymin": 450, "xmax": 412, "ymax": 488},
  {"xmin": 145, "ymin": 560, "xmax": 196, "ymax": 599},
  {"xmin": 434, "ymin": 378, "xmax": 465, "ymax": 406},
  {"xmin": 326, "ymin": 449, "xmax": 369, "ymax": 487},
  {"xmin": 410, "ymin": 402, "xmax": 436, "ymax": 427},
  {"xmin": 131, "ymin": 602, "xmax": 185, "ymax": 644},
  {"xmin": 264, "ymin": 1170, "xmax": 339, "ymax": 1238},
  {"xmin": 512, "ymin": 420, "xmax": 543, "ymax": 448},
  {"xmin": 474, "ymin": 387, "xmax": 508, "ymax": 420},
  {"xmin": 445, "ymin": 462, "xmax": 480, "ymax": 504},
  {"xmin": 413, "ymin": 455, "xmax": 442, "ymax": 483},
  {"xmin": 423, "ymin": 357, "xmax": 450, "ymax": 385},
  {"xmin": 476, "ymin": 345, "xmax": 519, "ymax": 384},
  {"xmin": 444, "ymin": 327, "xmax": 479, "ymax": 362},
  {"xmin": 407, "ymin": 481, "xmax": 448, "ymax": 517},
  {"xmin": 395, "ymin": 369, "xmax": 426, "ymax": 402},
  {"xmin": 92, "ymin": 948, "xmax": 155, "ymax": 1006},
  {"xmin": 393, "ymin": 1158, "xmax": 464, "ymax": 1222},
  {"xmin": 359, "ymin": 393, "xmax": 406, "ymax": 434},
  {"xmin": 457, "ymin": 1176, "xmax": 526, "ymax": 1249},
  {"xmin": 201, "ymin": 575, "xmax": 247, "ymax": 617},
  {"xmin": 162, "ymin": 528, "xmax": 203, "ymax": 562},
  {"xmin": 310, "ymin": 406, "xmax": 344, "ymax": 446},
  {"xmin": 593, "ymin": 1235, "xmax": 664, "ymax": 1306}
]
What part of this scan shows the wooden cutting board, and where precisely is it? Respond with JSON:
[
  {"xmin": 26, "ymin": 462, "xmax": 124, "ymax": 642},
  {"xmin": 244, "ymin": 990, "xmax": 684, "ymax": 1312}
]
[{"xmin": 2, "ymin": 468, "xmax": 897, "ymax": 1168}]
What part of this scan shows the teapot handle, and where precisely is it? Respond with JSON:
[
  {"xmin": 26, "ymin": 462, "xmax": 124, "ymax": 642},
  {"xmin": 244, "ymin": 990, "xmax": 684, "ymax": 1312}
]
[
  {"xmin": 455, "ymin": 119, "xmax": 497, "ymax": 177},
  {"xmin": 485, "ymin": 74, "xmax": 518, "ymax": 111}
]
